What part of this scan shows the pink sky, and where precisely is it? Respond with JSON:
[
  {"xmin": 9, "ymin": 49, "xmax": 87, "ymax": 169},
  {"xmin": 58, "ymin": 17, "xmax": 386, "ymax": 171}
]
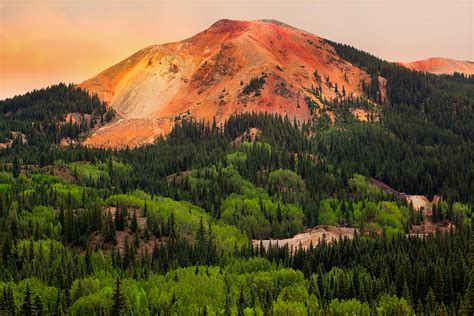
[{"xmin": 1, "ymin": 0, "xmax": 472, "ymax": 99}]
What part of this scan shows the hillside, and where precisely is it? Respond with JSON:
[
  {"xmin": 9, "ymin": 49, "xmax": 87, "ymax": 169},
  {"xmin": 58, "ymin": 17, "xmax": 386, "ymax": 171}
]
[
  {"xmin": 79, "ymin": 19, "xmax": 372, "ymax": 148},
  {"xmin": 398, "ymin": 57, "xmax": 474, "ymax": 75}
]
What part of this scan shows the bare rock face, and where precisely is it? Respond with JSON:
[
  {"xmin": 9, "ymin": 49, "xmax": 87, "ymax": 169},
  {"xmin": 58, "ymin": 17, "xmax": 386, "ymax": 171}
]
[
  {"xmin": 397, "ymin": 57, "xmax": 474, "ymax": 75},
  {"xmin": 80, "ymin": 19, "xmax": 372, "ymax": 148}
]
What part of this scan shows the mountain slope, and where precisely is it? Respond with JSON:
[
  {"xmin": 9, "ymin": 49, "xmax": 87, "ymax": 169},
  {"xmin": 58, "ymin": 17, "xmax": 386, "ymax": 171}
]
[
  {"xmin": 397, "ymin": 57, "xmax": 474, "ymax": 75},
  {"xmin": 79, "ymin": 19, "xmax": 371, "ymax": 148}
]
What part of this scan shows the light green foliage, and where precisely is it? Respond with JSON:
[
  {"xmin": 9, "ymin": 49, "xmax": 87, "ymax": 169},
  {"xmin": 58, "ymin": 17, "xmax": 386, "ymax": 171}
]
[
  {"xmin": 329, "ymin": 298, "xmax": 371, "ymax": 315},
  {"xmin": 220, "ymin": 189, "xmax": 304, "ymax": 239},
  {"xmin": 316, "ymin": 193, "xmax": 409, "ymax": 238},
  {"xmin": 68, "ymin": 160, "xmax": 131, "ymax": 183},
  {"xmin": 452, "ymin": 202, "xmax": 472, "ymax": 225},
  {"xmin": 31, "ymin": 173, "xmax": 64, "ymax": 185},
  {"xmin": 20, "ymin": 206, "xmax": 61, "ymax": 239},
  {"xmin": 222, "ymin": 165, "xmax": 256, "ymax": 193},
  {"xmin": 318, "ymin": 199, "xmax": 339, "ymax": 226},
  {"xmin": 240, "ymin": 141, "xmax": 271, "ymax": 154},
  {"xmin": 71, "ymin": 278, "xmax": 101, "ymax": 301},
  {"xmin": 376, "ymin": 295, "xmax": 413, "ymax": 315},
  {"xmin": 226, "ymin": 151, "xmax": 247, "ymax": 167},
  {"xmin": 16, "ymin": 239, "xmax": 64, "ymax": 258},
  {"xmin": 69, "ymin": 286, "xmax": 113, "ymax": 315},
  {"xmin": 272, "ymin": 299, "xmax": 307, "ymax": 315},
  {"xmin": 51, "ymin": 182, "xmax": 95, "ymax": 207},
  {"xmin": 278, "ymin": 284, "xmax": 309, "ymax": 302},
  {"xmin": 349, "ymin": 174, "xmax": 382, "ymax": 197},
  {"xmin": 268, "ymin": 169, "xmax": 305, "ymax": 203},
  {"xmin": 0, "ymin": 278, "xmax": 59, "ymax": 315},
  {"xmin": 0, "ymin": 171, "xmax": 13, "ymax": 183},
  {"xmin": 69, "ymin": 162, "xmax": 107, "ymax": 182},
  {"xmin": 0, "ymin": 183, "xmax": 10, "ymax": 193},
  {"xmin": 376, "ymin": 202, "xmax": 409, "ymax": 238},
  {"xmin": 106, "ymin": 191, "xmax": 249, "ymax": 250},
  {"xmin": 218, "ymin": 166, "xmax": 304, "ymax": 239}
]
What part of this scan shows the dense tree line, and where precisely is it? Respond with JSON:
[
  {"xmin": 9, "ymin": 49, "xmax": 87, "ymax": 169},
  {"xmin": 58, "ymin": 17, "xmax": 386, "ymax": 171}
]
[{"xmin": 0, "ymin": 84, "xmax": 115, "ymax": 145}]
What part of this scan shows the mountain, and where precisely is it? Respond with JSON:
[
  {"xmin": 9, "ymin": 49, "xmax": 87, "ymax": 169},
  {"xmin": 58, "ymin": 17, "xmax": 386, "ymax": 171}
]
[
  {"xmin": 397, "ymin": 57, "xmax": 474, "ymax": 75},
  {"xmin": 79, "ymin": 19, "xmax": 372, "ymax": 148}
]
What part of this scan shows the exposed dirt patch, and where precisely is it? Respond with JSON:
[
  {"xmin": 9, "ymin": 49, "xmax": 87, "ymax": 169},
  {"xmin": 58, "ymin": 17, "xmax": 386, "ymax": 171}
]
[
  {"xmin": 0, "ymin": 131, "xmax": 28, "ymax": 148},
  {"xmin": 166, "ymin": 170, "xmax": 193, "ymax": 182},
  {"xmin": 52, "ymin": 165, "xmax": 76, "ymax": 183},
  {"xmin": 253, "ymin": 225, "xmax": 357, "ymax": 250},
  {"xmin": 83, "ymin": 118, "xmax": 171, "ymax": 149},
  {"xmin": 406, "ymin": 195, "xmax": 431, "ymax": 212},
  {"xmin": 90, "ymin": 206, "xmax": 162, "ymax": 255},
  {"xmin": 232, "ymin": 127, "xmax": 262, "ymax": 147},
  {"xmin": 350, "ymin": 108, "xmax": 370, "ymax": 122},
  {"xmin": 409, "ymin": 220, "xmax": 453, "ymax": 236}
]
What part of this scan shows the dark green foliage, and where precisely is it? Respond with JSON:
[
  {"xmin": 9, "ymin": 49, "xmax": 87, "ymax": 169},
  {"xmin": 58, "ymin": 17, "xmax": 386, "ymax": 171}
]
[
  {"xmin": 461, "ymin": 241, "xmax": 474, "ymax": 314},
  {"xmin": 0, "ymin": 83, "xmax": 115, "ymax": 145},
  {"xmin": 242, "ymin": 74, "xmax": 267, "ymax": 96},
  {"xmin": 20, "ymin": 282, "xmax": 33, "ymax": 315},
  {"xmin": 324, "ymin": 41, "xmax": 474, "ymax": 203},
  {"xmin": 111, "ymin": 278, "xmax": 127, "ymax": 315}
]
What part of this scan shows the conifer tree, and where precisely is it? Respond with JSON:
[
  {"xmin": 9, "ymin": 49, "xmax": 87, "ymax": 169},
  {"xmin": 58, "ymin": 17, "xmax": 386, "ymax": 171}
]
[
  {"xmin": 131, "ymin": 211, "xmax": 138, "ymax": 233},
  {"xmin": 238, "ymin": 287, "xmax": 245, "ymax": 316},
  {"xmin": 115, "ymin": 208, "xmax": 126, "ymax": 231},
  {"xmin": 20, "ymin": 282, "xmax": 33, "ymax": 315},
  {"xmin": 34, "ymin": 295, "xmax": 44, "ymax": 316},
  {"xmin": 111, "ymin": 278, "xmax": 126, "ymax": 316},
  {"xmin": 460, "ymin": 242, "xmax": 474, "ymax": 315}
]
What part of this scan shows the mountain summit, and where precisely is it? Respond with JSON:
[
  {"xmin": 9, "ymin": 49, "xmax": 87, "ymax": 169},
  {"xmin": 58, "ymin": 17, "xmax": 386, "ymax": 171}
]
[
  {"xmin": 79, "ymin": 19, "xmax": 371, "ymax": 148},
  {"xmin": 397, "ymin": 57, "xmax": 474, "ymax": 75}
]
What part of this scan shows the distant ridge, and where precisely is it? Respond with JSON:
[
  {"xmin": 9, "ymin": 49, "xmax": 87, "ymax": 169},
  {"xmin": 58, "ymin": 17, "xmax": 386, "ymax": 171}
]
[{"xmin": 397, "ymin": 57, "xmax": 474, "ymax": 75}]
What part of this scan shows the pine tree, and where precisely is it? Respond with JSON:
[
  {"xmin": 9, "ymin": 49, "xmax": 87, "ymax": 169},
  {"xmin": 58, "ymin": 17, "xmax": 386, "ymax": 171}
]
[
  {"xmin": 115, "ymin": 208, "xmax": 126, "ymax": 231},
  {"xmin": 402, "ymin": 280, "xmax": 412, "ymax": 306},
  {"xmin": 20, "ymin": 282, "xmax": 33, "ymax": 315},
  {"xmin": 12, "ymin": 156, "xmax": 20, "ymax": 178},
  {"xmin": 102, "ymin": 211, "xmax": 116, "ymax": 244},
  {"xmin": 34, "ymin": 295, "xmax": 44, "ymax": 316},
  {"xmin": 460, "ymin": 241, "xmax": 474, "ymax": 315},
  {"xmin": 168, "ymin": 212, "xmax": 176, "ymax": 239},
  {"xmin": 111, "ymin": 278, "xmax": 126, "ymax": 316},
  {"xmin": 238, "ymin": 287, "xmax": 245, "ymax": 316},
  {"xmin": 434, "ymin": 261, "xmax": 445, "ymax": 302},
  {"xmin": 426, "ymin": 287, "xmax": 436, "ymax": 314},
  {"xmin": 131, "ymin": 211, "xmax": 138, "ymax": 233},
  {"xmin": 224, "ymin": 276, "xmax": 232, "ymax": 316},
  {"xmin": 416, "ymin": 299, "xmax": 424, "ymax": 316},
  {"xmin": 143, "ymin": 200, "xmax": 148, "ymax": 217}
]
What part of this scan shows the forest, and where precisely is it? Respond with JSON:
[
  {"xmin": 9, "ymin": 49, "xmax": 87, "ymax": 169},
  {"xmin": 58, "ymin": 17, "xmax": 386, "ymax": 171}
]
[{"xmin": 0, "ymin": 41, "xmax": 473, "ymax": 315}]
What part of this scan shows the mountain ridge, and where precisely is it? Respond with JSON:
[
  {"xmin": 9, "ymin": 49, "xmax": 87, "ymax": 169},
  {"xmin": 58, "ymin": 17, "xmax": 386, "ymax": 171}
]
[
  {"xmin": 397, "ymin": 57, "xmax": 474, "ymax": 75},
  {"xmin": 79, "ymin": 19, "xmax": 372, "ymax": 148}
]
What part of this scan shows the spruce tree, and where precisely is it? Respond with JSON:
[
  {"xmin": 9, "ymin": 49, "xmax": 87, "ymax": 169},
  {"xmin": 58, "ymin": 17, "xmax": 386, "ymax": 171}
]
[
  {"xmin": 115, "ymin": 208, "xmax": 126, "ymax": 231},
  {"xmin": 238, "ymin": 287, "xmax": 245, "ymax": 316},
  {"xmin": 131, "ymin": 211, "xmax": 138, "ymax": 233},
  {"xmin": 34, "ymin": 295, "xmax": 44, "ymax": 316},
  {"xmin": 20, "ymin": 282, "xmax": 33, "ymax": 315},
  {"xmin": 460, "ymin": 241, "xmax": 474, "ymax": 315},
  {"xmin": 111, "ymin": 278, "xmax": 126, "ymax": 316}
]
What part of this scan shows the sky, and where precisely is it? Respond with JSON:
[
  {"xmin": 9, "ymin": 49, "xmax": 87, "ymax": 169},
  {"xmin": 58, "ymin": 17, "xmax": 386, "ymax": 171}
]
[{"xmin": 0, "ymin": 0, "xmax": 472, "ymax": 99}]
